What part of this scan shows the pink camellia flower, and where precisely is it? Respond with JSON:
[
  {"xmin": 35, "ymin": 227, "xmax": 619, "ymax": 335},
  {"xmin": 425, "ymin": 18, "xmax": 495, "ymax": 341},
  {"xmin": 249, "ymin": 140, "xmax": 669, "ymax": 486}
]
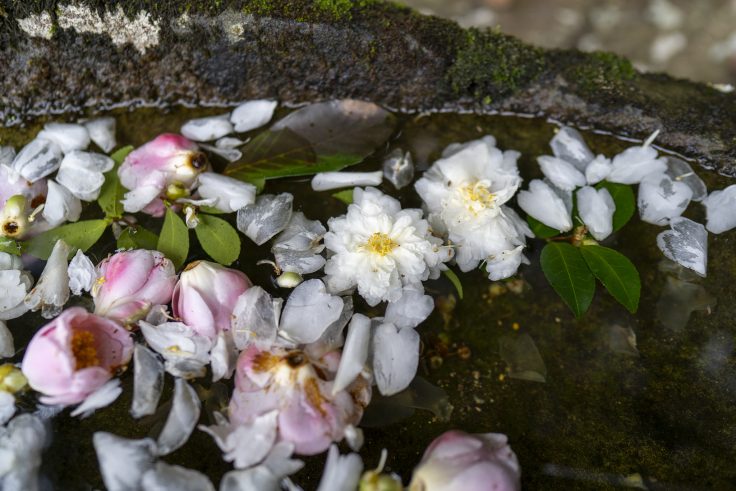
[
  {"xmin": 21, "ymin": 307, "xmax": 134, "ymax": 406},
  {"xmin": 93, "ymin": 250, "xmax": 177, "ymax": 325},
  {"xmin": 172, "ymin": 260, "xmax": 251, "ymax": 339},
  {"xmin": 118, "ymin": 133, "xmax": 208, "ymax": 216},
  {"xmin": 409, "ymin": 430, "xmax": 521, "ymax": 491},
  {"xmin": 229, "ymin": 345, "xmax": 371, "ymax": 456}
]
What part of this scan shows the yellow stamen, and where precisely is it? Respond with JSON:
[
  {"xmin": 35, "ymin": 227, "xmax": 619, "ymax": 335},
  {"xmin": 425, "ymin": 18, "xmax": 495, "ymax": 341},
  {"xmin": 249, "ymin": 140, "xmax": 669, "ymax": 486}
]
[
  {"xmin": 365, "ymin": 233, "xmax": 397, "ymax": 256},
  {"xmin": 461, "ymin": 181, "xmax": 496, "ymax": 210},
  {"xmin": 71, "ymin": 331, "xmax": 99, "ymax": 370}
]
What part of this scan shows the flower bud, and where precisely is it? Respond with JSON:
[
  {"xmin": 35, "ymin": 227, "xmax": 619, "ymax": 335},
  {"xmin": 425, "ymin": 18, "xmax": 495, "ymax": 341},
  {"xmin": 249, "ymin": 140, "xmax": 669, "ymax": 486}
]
[
  {"xmin": 21, "ymin": 307, "xmax": 134, "ymax": 406},
  {"xmin": 276, "ymin": 271, "xmax": 303, "ymax": 288},
  {"xmin": 118, "ymin": 134, "xmax": 208, "ymax": 216},
  {"xmin": 172, "ymin": 260, "xmax": 251, "ymax": 339},
  {"xmin": 409, "ymin": 430, "xmax": 520, "ymax": 491},
  {"xmin": 0, "ymin": 195, "xmax": 29, "ymax": 239},
  {"xmin": 0, "ymin": 364, "xmax": 27, "ymax": 394},
  {"xmin": 93, "ymin": 250, "xmax": 177, "ymax": 325}
]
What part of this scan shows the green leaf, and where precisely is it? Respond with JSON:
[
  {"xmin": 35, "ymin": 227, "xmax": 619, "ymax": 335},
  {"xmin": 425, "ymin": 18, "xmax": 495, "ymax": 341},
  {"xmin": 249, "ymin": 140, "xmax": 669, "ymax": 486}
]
[
  {"xmin": 580, "ymin": 245, "xmax": 640, "ymax": 313},
  {"xmin": 596, "ymin": 181, "xmax": 635, "ymax": 232},
  {"xmin": 0, "ymin": 237, "xmax": 21, "ymax": 256},
  {"xmin": 540, "ymin": 242, "xmax": 595, "ymax": 318},
  {"xmin": 98, "ymin": 145, "xmax": 133, "ymax": 219},
  {"xmin": 117, "ymin": 226, "xmax": 158, "ymax": 250},
  {"xmin": 442, "ymin": 268, "xmax": 464, "ymax": 300},
  {"xmin": 332, "ymin": 189, "xmax": 354, "ymax": 205},
  {"xmin": 526, "ymin": 215, "xmax": 561, "ymax": 239},
  {"xmin": 25, "ymin": 219, "xmax": 109, "ymax": 259},
  {"xmin": 157, "ymin": 208, "xmax": 189, "ymax": 269},
  {"xmin": 194, "ymin": 214, "xmax": 241, "ymax": 266}
]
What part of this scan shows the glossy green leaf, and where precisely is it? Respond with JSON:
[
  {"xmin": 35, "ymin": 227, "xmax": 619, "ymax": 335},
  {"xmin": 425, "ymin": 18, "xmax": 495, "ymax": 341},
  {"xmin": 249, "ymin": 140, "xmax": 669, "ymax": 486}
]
[
  {"xmin": 596, "ymin": 181, "xmax": 635, "ymax": 232},
  {"xmin": 117, "ymin": 226, "xmax": 158, "ymax": 251},
  {"xmin": 225, "ymin": 100, "xmax": 395, "ymax": 182},
  {"xmin": 332, "ymin": 189, "xmax": 354, "ymax": 205},
  {"xmin": 0, "ymin": 237, "xmax": 21, "ymax": 256},
  {"xmin": 194, "ymin": 214, "xmax": 241, "ymax": 266},
  {"xmin": 157, "ymin": 208, "xmax": 189, "ymax": 269},
  {"xmin": 98, "ymin": 145, "xmax": 133, "ymax": 219},
  {"xmin": 442, "ymin": 268, "xmax": 464, "ymax": 300},
  {"xmin": 25, "ymin": 219, "xmax": 109, "ymax": 259},
  {"xmin": 526, "ymin": 215, "xmax": 561, "ymax": 239},
  {"xmin": 540, "ymin": 242, "xmax": 595, "ymax": 318},
  {"xmin": 580, "ymin": 245, "xmax": 640, "ymax": 313}
]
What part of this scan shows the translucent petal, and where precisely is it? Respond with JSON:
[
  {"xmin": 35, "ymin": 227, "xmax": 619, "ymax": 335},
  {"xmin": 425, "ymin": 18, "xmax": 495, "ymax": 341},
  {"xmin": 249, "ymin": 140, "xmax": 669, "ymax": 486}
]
[
  {"xmin": 637, "ymin": 173, "xmax": 692, "ymax": 226},
  {"xmin": 37, "ymin": 123, "xmax": 90, "ymax": 153},
  {"xmin": 0, "ymin": 270, "xmax": 32, "ymax": 321},
  {"xmin": 199, "ymin": 410, "xmax": 278, "ymax": 469},
  {"xmin": 538, "ymin": 155, "xmax": 586, "ymax": 191},
  {"xmin": 279, "ymin": 279, "xmax": 344, "ymax": 344},
  {"xmin": 272, "ymin": 212, "xmax": 326, "ymax": 275},
  {"xmin": 196, "ymin": 172, "xmax": 256, "ymax": 213},
  {"xmin": 93, "ymin": 432, "xmax": 157, "ymax": 491},
  {"xmin": 131, "ymin": 344, "xmax": 164, "ymax": 419},
  {"xmin": 71, "ymin": 379, "xmax": 122, "ymax": 418},
  {"xmin": 332, "ymin": 314, "xmax": 371, "ymax": 394},
  {"xmin": 0, "ymin": 391, "xmax": 15, "ymax": 425},
  {"xmin": 68, "ymin": 249, "xmax": 96, "ymax": 295},
  {"xmin": 11, "ymin": 138, "xmax": 62, "ymax": 182},
  {"xmin": 181, "ymin": 114, "xmax": 233, "ymax": 142},
  {"xmin": 24, "ymin": 239, "xmax": 70, "ymax": 319},
  {"xmin": 550, "ymin": 126, "xmax": 594, "ymax": 171},
  {"xmin": 0, "ymin": 320, "xmax": 13, "ymax": 358},
  {"xmin": 382, "ymin": 149, "xmax": 414, "ymax": 190},
  {"xmin": 384, "ymin": 289, "xmax": 434, "ymax": 330},
  {"xmin": 665, "ymin": 157, "xmax": 707, "ymax": 202},
  {"xmin": 315, "ymin": 445, "xmax": 363, "ymax": 491},
  {"xmin": 140, "ymin": 321, "xmax": 212, "ymax": 379},
  {"xmin": 372, "ymin": 323, "xmax": 420, "ymax": 396},
  {"xmin": 43, "ymin": 180, "xmax": 82, "ymax": 226},
  {"xmin": 499, "ymin": 333, "xmax": 547, "ymax": 383},
  {"xmin": 0, "ymin": 414, "xmax": 47, "ymax": 491},
  {"xmin": 231, "ymin": 286, "xmax": 281, "ymax": 350},
  {"xmin": 702, "ymin": 184, "xmax": 736, "ymax": 234},
  {"xmin": 230, "ymin": 100, "xmax": 277, "ymax": 133},
  {"xmin": 656, "ymin": 217, "xmax": 708, "ymax": 276},
  {"xmin": 156, "ymin": 378, "xmax": 201, "ymax": 456},
  {"xmin": 141, "ymin": 462, "xmax": 215, "ymax": 491},
  {"xmin": 211, "ymin": 331, "xmax": 238, "ymax": 382},
  {"xmin": 237, "ymin": 193, "xmax": 294, "ymax": 245},
  {"xmin": 84, "ymin": 117, "xmax": 117, "ymax": 153}
]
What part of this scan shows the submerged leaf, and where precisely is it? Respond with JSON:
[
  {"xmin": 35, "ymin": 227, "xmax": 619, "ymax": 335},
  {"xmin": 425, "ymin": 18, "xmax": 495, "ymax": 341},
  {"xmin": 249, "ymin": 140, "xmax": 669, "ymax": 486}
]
[
  {"xmin": 499, "ymin": 333, "xmax": 547, "ymax": 383},
  {"xmin": 540, "ymin": 242, "xmax": 595, "ymax": 317},
  {"xmin": 157, "ymin": 208, "xmax": 189, "ymax": 269},
  {"xmin": 442, "ymin": 269, "xmax": 464, "ymax": 300},
  {"xmin": 194, "ymin": 214, "xmax": 241, "ymax": 266},
  {"xmin": 580, "ymin": 245, "xmax": 640, "ymax": 313}
]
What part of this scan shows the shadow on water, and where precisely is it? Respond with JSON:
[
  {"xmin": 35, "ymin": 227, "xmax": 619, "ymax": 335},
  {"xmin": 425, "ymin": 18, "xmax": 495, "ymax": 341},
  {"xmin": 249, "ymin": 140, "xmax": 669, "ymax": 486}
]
[{"xmin": 3, "ymin": 106, "xmax": 736, "ymax": 490}]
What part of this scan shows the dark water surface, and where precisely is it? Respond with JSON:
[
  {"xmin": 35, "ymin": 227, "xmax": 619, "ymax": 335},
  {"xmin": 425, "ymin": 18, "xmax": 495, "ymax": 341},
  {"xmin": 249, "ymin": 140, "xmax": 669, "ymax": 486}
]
[{"xmin": 3, "ymin": 106, "xmax": 736, "ymax": 490}]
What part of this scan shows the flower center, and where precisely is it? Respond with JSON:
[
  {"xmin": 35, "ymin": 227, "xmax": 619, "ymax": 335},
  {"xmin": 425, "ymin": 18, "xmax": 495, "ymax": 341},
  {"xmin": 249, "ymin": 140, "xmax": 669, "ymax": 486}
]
[
  {"xmin": 71, "ymin": 331, "xmax": 99, "ymax": 370},
  {"xmin": 365, "ymin": 233, "xmax": 397, "ymax": 256},
  {"xmin": 461, "ymin": 181, "xmax": 495, "ymax": 209}
]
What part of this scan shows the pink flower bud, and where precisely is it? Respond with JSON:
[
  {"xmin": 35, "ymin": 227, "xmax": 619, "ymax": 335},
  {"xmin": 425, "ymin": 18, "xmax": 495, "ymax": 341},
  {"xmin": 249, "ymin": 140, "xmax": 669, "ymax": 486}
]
[
  {"xmin": 21, "ymin": 307, "xmax": 134, "ymax": 406},
  {"xmin": 409, "ymin": 431, "xmax": 521, "ymax": 491},
  {"xmin": 118, "ymin": 134, "xmax": 208, "ymax": 216},
  {"xmin": 229, "ymin": 345, "xmax": 371, "ymax": 456},
  {"xmin": 172, "ymin": 260, "xmax": 251, "ymax": 339},
  {"xmin": 93, "ymin": 250, "xmax": 177, "ymax": 325}
]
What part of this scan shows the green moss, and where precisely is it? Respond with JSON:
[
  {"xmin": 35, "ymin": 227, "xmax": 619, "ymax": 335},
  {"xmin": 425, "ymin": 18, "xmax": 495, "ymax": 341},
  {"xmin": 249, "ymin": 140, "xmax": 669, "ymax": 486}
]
[
  {"xmin": 447, "ymin": 27, "xmax": 546, "ymax": 100},
  {"xmin": 567, "ymin": 50, "xmax": 637, "ymax": 94}
]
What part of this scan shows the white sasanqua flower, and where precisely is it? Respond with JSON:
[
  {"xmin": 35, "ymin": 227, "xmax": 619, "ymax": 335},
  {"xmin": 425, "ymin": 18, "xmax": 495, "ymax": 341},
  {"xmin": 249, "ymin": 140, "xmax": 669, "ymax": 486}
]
[
  {"xmin": 323, "ymin": 187, "xmax": 450, "ymax": 306},
  {"xmin": 414, "ymin": 136, "xmax": 529, "ymax": 279}
]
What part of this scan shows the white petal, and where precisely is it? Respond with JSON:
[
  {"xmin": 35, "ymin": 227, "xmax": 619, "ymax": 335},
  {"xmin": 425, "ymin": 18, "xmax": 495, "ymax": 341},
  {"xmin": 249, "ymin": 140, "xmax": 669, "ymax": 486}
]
[
  {"xmin": 68, "ymin": 249, "xmax": 96, "ymax": 295},
  {"xmin": 11, "ymin": 138, "xmax": 62, "ymax": 182},
  {"xmin": 279, "ymin": 279, "xmax": 344, "ymax": 344},
  {"xmin": 71, "ymin": 379, "xmax": 122, "ymax": 418},
  {"xmin": 0, "ymin": 414, "xmax": 47, "ymax": 491},
  {"xmin": 344, "ymin": 425, "xmax": 364, "ymax": 452},
  {"xmin": 37, "ymin": 123, "xmax": 90, "ymax": 153},
  {"xmin": 332, "ymin": 314, "xmax": 371, "ymax": 394},
  {"xmin": 316, "ymin": 445, "xmax": 363, "ymax": 491},
  {"xmin": 122, "ymin": 185, "xmax": 162, "ymax": 213},
  {"xmin": 43, "ymin": 180, "xmax": 82, "ymax": 227},
  {"xmin": 196, "ymin": 172, "xmax": 256, "ymax": 213},
  {"xmin": 372, "ymin": 323, "xmax": 420, "ymax": 396},
  {"xmin": 0, "ymin": 270, "xmax": 32, "ymax": 321},
  {"xmin": 24, "ymin": 239, "xmax": 70, "ymax": 319},
  {"xmin": 517, "ymin": 180, "xmax": 573, "ymax": 232},
  {"xmin": 211, "ymin": 331, "xmax": 238, "ymax": 382},
  {"xmin": 140, "ymin": 321, "xmax": 212, "ymax": 379},
  {"xmin": 0, "ymin": 321, "xmax": 13, "ymax": 358},
  {"xmin": 56, "ymin": 152, "xmax": 110, "ymax": 201},
  {"xmin": 60, "ymin": 149, "xmax": 114, "ymax": 172},
  {"xmin": 231, "ymin": 286, "xmax": 282, "ymax": 350},
  {"xmin": 657, "ymin": 217, "xmax": 708, "ymax": 276},
  {"xmin": 0, "ymin": 391, "xmax": 15, "ymax": 425},
  {"xmin": 272, "ymin": 212, "xmax": 326, "ymax": 275},
  {"xmin": 199, "ymin": 410, "xmax": 278, "ymax": 469},
  {"xmin": 702, "ymin": 184, "xmax": 736, "ymax": 234},
  {"xmin": 585, "ymin": 155, "xmax": 612, "ymax": 185},
  {"xmin": 0, "ymin": 147, "xmax": 15, "ymax": 167},
  {"xmin": 141, "ymin": 462, "xmax": 215, "ymax": 491},
  {"xmin": 181, "ymin": 114, "xmax": 233, "ymax": 142},
  {"xmin": 304, "ymin": 297, "xmax": 354, "ymax": 359},
  {"xmin": 486, "ymin": 245, "xmax": 526, "ymax": 281},
  {"xmin": 311, "ymin": 171, "xmax": 383, "ymax": 191},
  {"xmin": 637, "ymin": 173, "xmax": 692, "ymax": 226},
  {"xmin": 93, "ymin": 432, "xmax": 157, "ymax": 491},
  {"xmin": 236, "ymin": 193, "xmax": 294, "ymax": 245},
  {"xmin": 231, "ymin": 100, "xmax": 277, "ymax": 133},
  {"xmin": 200, "ymin": 144, "xmax": 242, "ymax": 163},
  {"xmin": 608, "ymin": 145, "xmax": 667, "ymax": 184},
  {"xmin": 220, "ymin": 468, "xmax": 280, "ymax": 491},
  {"xmin": 537, "ymin": 155, "xmax": 586, "ymax": 191},
  {"xmin": 84, "ymin": 117, "xmax": 117, "ymax": 153},
  {"xmin": 577, "ymin": 186, "xmax": 616, "ymax": 240},
  {"xmin": 216, "ymin": 137, "xmax": 247, "ymax": 149},
  {"xmin": 261, "ymin": 442, "xmax": 304, "ymax": 478},
  {"xmin": 382, "ymin": 149, "xmax": 414, "ymax": 190},
  {"xmin": 131, "ymin": 344, "xmax": 165, "ymax": 419},
  {"xmin": 384, "ymin": 289, "xmax": 434, "ymax": 330},
  {"xmin": 0, "ymin": 252, "xmax": 22, "ymax": 271},
  {"xmin": 665, "ymin": 157, "xmax": 707, "ymax": 202},
  {"xmin": 550, "ymin": 126, "xmax": 594, "ymax": 171},
  {"xmin": 156, "ymin": 378, "xmax": 201, "ymax": 456}
]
